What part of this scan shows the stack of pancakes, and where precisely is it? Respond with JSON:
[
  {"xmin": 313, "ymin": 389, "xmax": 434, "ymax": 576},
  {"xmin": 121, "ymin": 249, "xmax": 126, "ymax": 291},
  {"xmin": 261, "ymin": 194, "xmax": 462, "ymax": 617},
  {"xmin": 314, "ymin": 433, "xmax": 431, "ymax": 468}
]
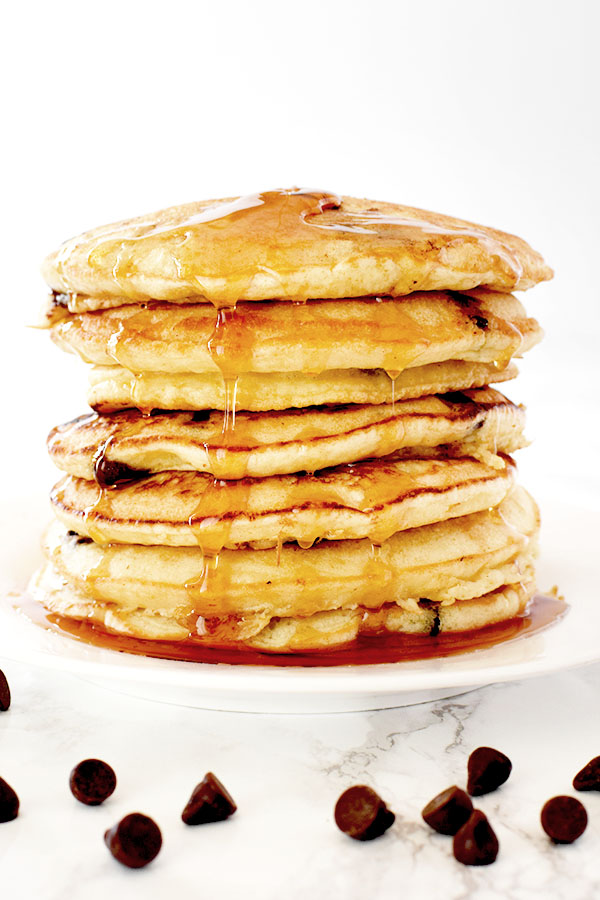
[{"xmin": 33, "ymin": 190, "xmax": 551, "ymax": 653}]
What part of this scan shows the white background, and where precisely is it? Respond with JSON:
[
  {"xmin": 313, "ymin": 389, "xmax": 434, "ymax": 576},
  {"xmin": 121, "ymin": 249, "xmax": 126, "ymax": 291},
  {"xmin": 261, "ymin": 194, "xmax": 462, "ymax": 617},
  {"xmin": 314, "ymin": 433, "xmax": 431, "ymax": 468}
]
[{"xmin": 2, "ymin": 0, "xmax": 599, "ymax": 497}]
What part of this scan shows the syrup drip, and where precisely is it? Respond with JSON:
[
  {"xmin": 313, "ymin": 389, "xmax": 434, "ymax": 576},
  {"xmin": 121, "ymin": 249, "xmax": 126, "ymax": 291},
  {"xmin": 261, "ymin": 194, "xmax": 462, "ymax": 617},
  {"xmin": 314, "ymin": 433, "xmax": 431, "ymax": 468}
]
[
  {"xmin": 24, "ymin": 594, "xmax": 567, "ymax": 667},
  {"xmin": 386, "ymin": 370, "xmax": 402, "ymax": 413},
  {"xmin": 184, "ymin": 303, "xmax": 250, "ymax": 623},
  {"xmin": 105, "ymin": 308, "xmax": 153, "ymax": 374},
  {"xmin": 79, "ymin": 481, "xmax": 113, "ymax": 545}
]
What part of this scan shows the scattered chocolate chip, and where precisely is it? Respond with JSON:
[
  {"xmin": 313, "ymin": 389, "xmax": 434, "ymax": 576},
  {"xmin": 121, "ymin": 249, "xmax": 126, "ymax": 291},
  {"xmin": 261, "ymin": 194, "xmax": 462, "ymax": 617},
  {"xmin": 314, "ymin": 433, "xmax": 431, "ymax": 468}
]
[
  {"xmin": 470, "ymin": 314, "xmax": 489, "ymax": 330},
  {"xmin": 422, "ymin": 786, "xmax": 473, "ymax": 835},
  {"xmin": 182, "ymin": 772, "xmax": 237, "ymax": 825},
  {"xmin": 334, "ymin": 785, "xmax": 395, "ymax": 841},
  {"xmin": 70, "ymin": 759, "xmax": 117, "ymax": 806},
  {"xmin": 453, "ymin": 810, "xmax": 499, "ymax": 865},
  {"xmin": 104, "ymin": 813, "xmax": 162, "ymax": 868},
  {"xmin": 0, "ymin": 777, "xmax": 19, "ymax": 823},
  {"xmin": 573, "ymin": 756, "xmax": 600, "ymax": 792},
  {"xmin": 541, "ymin": 796, "xmax": 587, "ymax": 844},
  {"xmin": 0, "ymin": 670, "xmax": 10, "ymax": 711},
  {"xmin": 467, "ymin": 747, "xmax": 512, "ymax": 796}
]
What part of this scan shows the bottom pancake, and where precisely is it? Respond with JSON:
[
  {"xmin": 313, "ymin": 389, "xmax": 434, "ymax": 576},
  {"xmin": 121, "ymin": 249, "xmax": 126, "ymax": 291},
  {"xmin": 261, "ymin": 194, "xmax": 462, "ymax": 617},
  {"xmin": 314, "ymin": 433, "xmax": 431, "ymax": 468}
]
[{"xmin": 31, "ymin": 564, "xmax": 533, "ymax": 652}]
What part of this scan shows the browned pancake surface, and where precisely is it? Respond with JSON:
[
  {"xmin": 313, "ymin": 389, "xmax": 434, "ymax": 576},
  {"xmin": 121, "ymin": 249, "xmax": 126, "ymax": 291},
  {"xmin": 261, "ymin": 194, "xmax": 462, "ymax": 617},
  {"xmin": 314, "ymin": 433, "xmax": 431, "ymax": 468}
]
[{"xmin": 48, "ymin": 387, "xmax": 526, "ymax": 481}]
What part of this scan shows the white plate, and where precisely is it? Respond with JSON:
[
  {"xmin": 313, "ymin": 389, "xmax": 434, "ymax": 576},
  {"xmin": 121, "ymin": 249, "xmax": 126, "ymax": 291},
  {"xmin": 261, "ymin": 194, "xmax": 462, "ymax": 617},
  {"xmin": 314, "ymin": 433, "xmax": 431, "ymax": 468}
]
[{"xmin": 0, "ymin": 488, "xmax": 598, "ymax": 713}]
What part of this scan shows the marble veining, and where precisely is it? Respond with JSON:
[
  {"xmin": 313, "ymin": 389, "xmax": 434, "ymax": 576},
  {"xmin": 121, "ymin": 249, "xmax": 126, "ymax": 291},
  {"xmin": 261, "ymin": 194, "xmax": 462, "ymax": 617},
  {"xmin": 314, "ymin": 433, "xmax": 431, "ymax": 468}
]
[{"xmin": 0, "ymin": 661, "xmax": 598, "ymax": 899}]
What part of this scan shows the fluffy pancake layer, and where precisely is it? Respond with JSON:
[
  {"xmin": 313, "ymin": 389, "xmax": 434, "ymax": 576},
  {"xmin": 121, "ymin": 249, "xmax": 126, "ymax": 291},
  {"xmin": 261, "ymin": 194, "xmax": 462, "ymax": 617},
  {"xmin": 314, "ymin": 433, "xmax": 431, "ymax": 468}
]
[
  {"xmin": 50, "ymin": 454, "xmax": 517, "ymax": 548},
  {"xmin": 36, "ymin": 486, "xmax": 539, "ymax": 649},
  {"xmin": 48, "ymin": 388, "xmax": 526, "ymax": 481},
  {"xmin": 41, "ymin": 190, "xmax": 552, "ymax": 307},
  {"xmin": 87, "ymin": 360, "xmax": 518, "ymax": 413},
  {"xmin": 51, "ymin": 291, "xmax": 541, "ymax": 375}
]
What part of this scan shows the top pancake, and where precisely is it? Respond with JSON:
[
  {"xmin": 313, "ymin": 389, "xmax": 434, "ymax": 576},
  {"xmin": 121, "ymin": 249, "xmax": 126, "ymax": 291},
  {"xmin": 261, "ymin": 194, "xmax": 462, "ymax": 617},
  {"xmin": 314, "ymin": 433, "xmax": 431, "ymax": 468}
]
[{"xmin": 41, "ymin": 189, "xmax": 552, "ymax": 309}]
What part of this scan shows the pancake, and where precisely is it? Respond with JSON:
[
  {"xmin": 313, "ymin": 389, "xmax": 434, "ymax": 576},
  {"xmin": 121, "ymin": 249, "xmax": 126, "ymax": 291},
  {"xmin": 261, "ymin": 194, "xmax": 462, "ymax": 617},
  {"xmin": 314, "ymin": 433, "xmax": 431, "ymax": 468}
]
[
  {"xmin": 48, "ymin": 388, "xmax": 526, "ymax": 481},
  {"xmin": 41, "ymin": 189, "xmax": 552, "ymax": 308},
  {"xmin": 31, "ymin": 566, "xmax": 533, "ymax": 650},
  {"xmin": 87, "ymin": 359, "xmax": 519, "ymax": 414},
  {"xmin": 36, "ymin": 486, "xmax": 539, "ymax": 648},
  {"xmin": 49, "ymin": 454, "xmax": 517, "ymax": 548},
  {"xmin": 50, "ymin": 290, "xmax": 542, "ymax": 375}
]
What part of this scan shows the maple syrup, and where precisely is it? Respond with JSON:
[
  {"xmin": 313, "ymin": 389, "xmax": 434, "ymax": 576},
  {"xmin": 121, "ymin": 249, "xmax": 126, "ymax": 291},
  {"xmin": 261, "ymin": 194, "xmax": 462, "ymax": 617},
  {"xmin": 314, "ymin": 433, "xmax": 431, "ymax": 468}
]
[{"xmin": 22, "ymin": 594, "xmax": 566, "ymax": 668}]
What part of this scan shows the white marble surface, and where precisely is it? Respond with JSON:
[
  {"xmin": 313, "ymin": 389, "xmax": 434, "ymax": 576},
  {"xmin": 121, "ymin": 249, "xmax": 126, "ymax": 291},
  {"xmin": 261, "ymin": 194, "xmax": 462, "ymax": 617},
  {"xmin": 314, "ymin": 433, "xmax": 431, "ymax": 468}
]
[{"xmin": 0, "ymin": 659, "xmax": 599, "ymax": 899}]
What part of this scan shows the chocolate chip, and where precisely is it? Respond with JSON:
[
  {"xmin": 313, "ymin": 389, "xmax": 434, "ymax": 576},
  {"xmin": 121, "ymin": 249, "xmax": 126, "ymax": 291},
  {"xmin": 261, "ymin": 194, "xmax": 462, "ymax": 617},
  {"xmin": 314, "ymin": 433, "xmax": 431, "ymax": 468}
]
[
  {"xmin": 573, "ymin": 756, "xmax": 600, "ymax": 791},
  {"xmin": 470, "ymin": 314, "xmax": 489, "ymax": 330},
  {"xmin": 429, "ymin": 613, "xmax": 441, "ymax": 637},
  {"xmin": 447, "ymin": 291, "xmax": 472, "ymax": 308},
  {"xmin": 440, "ymin": 391, "xmax": 472, "ymax": 404},
  {"xmin": 467, "ymin": 747, "xmax": 512, "ymax": 796},
  {"xmin": 191, "ymin": 410, "xmax": 211, "ymax": 422},
  {"xmin": 94, "ymin": 455, "xmax": 149, "ymax": 489},
  {"xmin": 541, "ymin": 796, "xmax": 588, "ymax": 844},
  {"xmin": 181, "ymin": 772, "xmax": 237, "ymax": 825},
  {"xmin": 104, "ymin": 813, "xmax": 162, "ymax": 868},
  {"xmin": 422, "ymin": 785, "xmax": 473, "ymax": 835},
  {"xmin": 0, "ymin": 670, "xmax": 10, "ymax": 711},
  {"xmin": 65, "ymin": 531, "xmax": 92, "ymax": 545},
  {"xmin": 70, "ymin": 759, "xmax": 117, "ymax": 806},
  {"xmin": 334, "ymin": 785, "xmax": 395, "ymax": 841},
  {"xmin": 0, "ymin": 777, "xmax": 19, "ymax": 823},
  {"xmin": 453, "ymin": 810, "xmax": 499, "ymax": 865}
]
